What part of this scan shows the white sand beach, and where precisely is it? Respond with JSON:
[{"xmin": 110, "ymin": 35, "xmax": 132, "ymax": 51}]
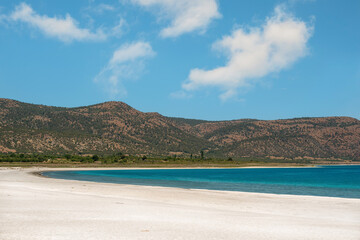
[{"xmin": 0, "ymin": 167, "xmax": 359, "ymax": 240}]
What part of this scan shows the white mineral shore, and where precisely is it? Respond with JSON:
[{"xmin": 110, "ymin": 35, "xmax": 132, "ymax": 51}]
[{"xmin": 0, "ymin": 167, "xmax": 359, "ymax": 240}]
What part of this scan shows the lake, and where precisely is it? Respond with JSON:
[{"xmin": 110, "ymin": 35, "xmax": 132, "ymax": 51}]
[{"xmin": 42, "ymin": 165, "xmax": 360, "ymax": 199}]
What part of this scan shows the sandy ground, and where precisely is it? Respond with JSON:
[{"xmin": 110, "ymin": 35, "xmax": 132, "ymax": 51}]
[{"xmin": 0, "ymin": 167, "xmax": 359, "ymax": 240}]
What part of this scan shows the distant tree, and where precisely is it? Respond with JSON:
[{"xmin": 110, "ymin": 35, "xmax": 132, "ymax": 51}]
[
  {"xmin": 142, "ymin": 155, "xmax": 147, "ymax": 161},
  {"xmin": 227, "ymin": 157, "xmax": 233, "ymax": 161},
  {"xmin": 190, "ymin": 154, "xmax": 193, "ymax": 159},
  {"xmin": 19, "ymin": 153, "xmax": 24, "ymax": 158},
  {"xmin": 38, "ymin": 155, "xmax": 45, "ymax": 162},
  {"xmin": 200, "ymin": 150, "xmax": 204, "ymax": 160},
  {"xmin": 64, "ymin": 154, "xmax": 71, "ymax": 160},
  {"xmin": 92, "ymin": 155, "xmax": 99, "ymax": 161}
]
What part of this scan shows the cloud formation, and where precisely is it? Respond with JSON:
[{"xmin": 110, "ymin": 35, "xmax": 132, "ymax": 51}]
[
  {"xmin": 92, "ymin": 4, "xmax": 115, "ymax": 14},
  {"xmin": 182, "ymin": 6, "xmax": 313, "ymax": 100},
  {"xmin": 8, "ymin": 3, "xmax": 106, "ymax": 42},
  {"xmin": 131, "ymin": 0, "xmax": 221, "ymax": 38},
  {"xmin": 94, "ymin": 41, "xmax": 155, "ymax": 98},
  {"xmin": 111, "ymin": 18, "xmax": 127, "ymax": 38}
]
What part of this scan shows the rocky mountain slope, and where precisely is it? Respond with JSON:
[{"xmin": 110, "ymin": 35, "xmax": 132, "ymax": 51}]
[{"xmin": 0, "ymin": 98, "xmax": 359, "ymax": 159}]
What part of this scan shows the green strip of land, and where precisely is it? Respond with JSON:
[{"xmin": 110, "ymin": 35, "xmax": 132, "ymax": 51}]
[{"xmin": 1, "ymin": 153, "xmax": 357, "ymax": 168}]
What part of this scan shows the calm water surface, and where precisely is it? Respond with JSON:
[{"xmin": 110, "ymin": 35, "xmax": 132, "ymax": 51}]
[{"xmin": 43, "ymin": 165, "xmax": 360, "ymax": 198}]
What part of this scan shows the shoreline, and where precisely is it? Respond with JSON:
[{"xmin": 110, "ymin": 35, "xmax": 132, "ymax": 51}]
[
  {"xmin": 3, "ymin": 161, "xmax": 360, "ymax": 169},
  {"xmin": 36, "ymin": 166, "xmax": 360, "ymax": 200},
  {"xmin": 1, "ymin": 167, "xmax": 360, "ymax": 239}
]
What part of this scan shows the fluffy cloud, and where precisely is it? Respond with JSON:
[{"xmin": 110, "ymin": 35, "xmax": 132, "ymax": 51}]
[
  {"xmin": 131, "ymin": 0, "xmax": 221, "ymax": 38},
  {"xmin": 94, "ymin": 41, "xmax": 155, "ymax": 98},
  {"xmin": 182, "ymin": 6, "xmax": 313, "ymax": 100},
  {"xmin": 8, "ymin": 3, "xmax": 106, "ymax": 42}
]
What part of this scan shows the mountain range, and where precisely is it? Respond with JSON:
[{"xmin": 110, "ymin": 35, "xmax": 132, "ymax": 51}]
[{"xmin": 0, "ymin": 98, "xmax": 359, "ymax": 159}]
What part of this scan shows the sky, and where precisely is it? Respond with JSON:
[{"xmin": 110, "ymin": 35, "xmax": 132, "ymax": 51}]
[{"xmin": 0, "ymin": 0, "xmax": 359, "ymax": 121}]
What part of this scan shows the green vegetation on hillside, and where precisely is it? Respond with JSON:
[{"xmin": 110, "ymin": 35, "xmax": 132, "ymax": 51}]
[
  {"xmin": 1, "ymin": 98, "xmax": 359, "ymax": 160},
  {"xmin": 0, "ymin": 152, "xmax": 357, "ymax": 168}
]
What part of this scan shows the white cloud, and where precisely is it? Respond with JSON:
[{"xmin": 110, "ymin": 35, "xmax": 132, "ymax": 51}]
[
  {"xmin": 131, "ymin": 0, "xmax": 221, "ymax": 38},
  {"xmin": 111, "ymin": 18, "xmax": 127, "ymax": 37},
  {"xmin": 83, "ymin": 3, "xmax": 116, "ymax": 15},
  {"xmin": 8, "ymin": 2, "xmax": 106, "ymax": 42},
  {"xmin": 94, "ymin": 41, "xmax": 155, "ymax": 98},
  {"xmin": 170, "ymin": 90, "xmax": 192, "ymax": 99},
  {"xmin": 182, "ymin": 6, "xmax": 313, "ymax": 100},
  {"xmin": 94, "ymin": 4, "xmax": 115, "ymax": 13}
]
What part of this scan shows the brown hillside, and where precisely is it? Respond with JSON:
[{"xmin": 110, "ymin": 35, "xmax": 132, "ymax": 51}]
[{"xmin": 0, "ymin": 98, "xmax": 359, "ymax": 159}]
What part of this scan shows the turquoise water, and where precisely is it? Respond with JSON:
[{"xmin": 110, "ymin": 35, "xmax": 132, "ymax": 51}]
[{"xmin": 43, "ymin": 165, "xmax": 360, "ymax": 198}]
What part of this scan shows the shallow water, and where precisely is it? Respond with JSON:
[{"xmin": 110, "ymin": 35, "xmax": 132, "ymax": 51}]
[{"xmin": 43, "ymin": 165, "xmax": 360, "ymax": 198}]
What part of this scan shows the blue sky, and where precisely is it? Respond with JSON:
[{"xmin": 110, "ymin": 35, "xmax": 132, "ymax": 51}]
[{"xmin": 0, "ymin": 0, "xmax": 359, "ymax": 120}]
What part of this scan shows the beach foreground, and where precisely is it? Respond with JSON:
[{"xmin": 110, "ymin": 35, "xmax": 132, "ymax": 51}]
[{"xmin": 1, "ymin": 168, "xmax": 359, "ymax": 240}]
